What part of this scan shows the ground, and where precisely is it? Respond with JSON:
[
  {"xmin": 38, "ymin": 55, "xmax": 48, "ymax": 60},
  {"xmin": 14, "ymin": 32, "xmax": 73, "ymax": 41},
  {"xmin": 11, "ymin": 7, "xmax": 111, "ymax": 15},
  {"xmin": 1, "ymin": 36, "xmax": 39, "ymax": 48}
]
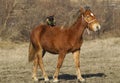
[{"xmin": 0, "ymin": 37, "xmax": 120, "ymax": 83}]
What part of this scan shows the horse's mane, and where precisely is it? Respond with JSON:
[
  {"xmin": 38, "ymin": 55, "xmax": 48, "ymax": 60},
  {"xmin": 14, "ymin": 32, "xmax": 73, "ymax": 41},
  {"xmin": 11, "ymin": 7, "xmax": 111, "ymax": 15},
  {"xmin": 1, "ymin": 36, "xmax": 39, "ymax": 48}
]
[
  {"xmin": 54, "ymin": 10, "xmax": 82, "ymax": 29},
  {"xmin": 65, "ymin": 7, "xmax": 90, "ymax": 28},
  {"xmin": 67, "ymin": 9, "xmax": 82, "ymax": 27}
]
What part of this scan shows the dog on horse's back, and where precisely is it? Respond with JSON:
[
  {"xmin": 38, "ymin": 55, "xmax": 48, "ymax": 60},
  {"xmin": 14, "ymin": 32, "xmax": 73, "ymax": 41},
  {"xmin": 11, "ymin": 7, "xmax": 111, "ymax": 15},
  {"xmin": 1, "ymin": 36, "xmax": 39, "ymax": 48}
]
[
  {"xmin": 46, "ymin": 15, "xmax": 56, "ymax": 27},
  {"xmin": 28, "ymin": 6, "xmax": 101, "ymax": 82}
]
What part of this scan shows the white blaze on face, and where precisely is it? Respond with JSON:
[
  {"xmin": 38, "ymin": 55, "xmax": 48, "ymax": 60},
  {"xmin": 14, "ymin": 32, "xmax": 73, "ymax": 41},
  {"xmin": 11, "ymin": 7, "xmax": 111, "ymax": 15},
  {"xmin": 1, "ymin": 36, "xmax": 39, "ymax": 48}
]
[{"xmin": 90, "ymin": 13, "xmax": 94, "ymax": 16}]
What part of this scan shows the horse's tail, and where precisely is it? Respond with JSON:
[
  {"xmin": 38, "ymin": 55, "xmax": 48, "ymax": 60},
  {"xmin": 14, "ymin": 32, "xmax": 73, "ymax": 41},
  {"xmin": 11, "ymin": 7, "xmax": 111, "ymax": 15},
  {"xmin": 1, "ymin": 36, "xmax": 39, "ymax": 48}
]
[{"xmin": 28, "ymin": 41, "xmax": 36, "ymax": 62}]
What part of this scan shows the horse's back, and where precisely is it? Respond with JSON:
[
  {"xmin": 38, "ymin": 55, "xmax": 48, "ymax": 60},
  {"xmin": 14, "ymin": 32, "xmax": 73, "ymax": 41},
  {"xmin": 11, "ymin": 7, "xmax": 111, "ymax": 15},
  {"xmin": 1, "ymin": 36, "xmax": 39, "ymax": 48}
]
[{"xmin": 30, "ymin": 24, "xmax": 74, "ymax": 53}]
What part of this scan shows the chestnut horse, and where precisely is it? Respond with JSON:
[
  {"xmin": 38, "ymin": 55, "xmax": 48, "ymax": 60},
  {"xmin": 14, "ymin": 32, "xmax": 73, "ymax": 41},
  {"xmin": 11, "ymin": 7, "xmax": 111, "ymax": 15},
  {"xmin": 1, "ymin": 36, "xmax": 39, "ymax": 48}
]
[{"xmin": 28, "ymin": 7, "xmax": 101, "ymax": 82}]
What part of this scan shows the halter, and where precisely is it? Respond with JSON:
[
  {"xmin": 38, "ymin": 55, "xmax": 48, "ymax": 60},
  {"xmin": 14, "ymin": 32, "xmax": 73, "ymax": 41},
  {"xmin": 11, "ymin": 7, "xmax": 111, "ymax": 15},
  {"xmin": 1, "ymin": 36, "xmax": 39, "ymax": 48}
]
[
  {"xmin": 82, "ymin": 15, "xmax": 97, "ymax": 33},
  {"xmin": 87, "ymin": 19, "xmax": 96, "ymax": 24},
  {"xmin": 84, "ymin": 16, "xmax": 96, "ymax": 24},
  {"xmin": 82, "ymin": 12, "xmax": 97, "ymax": 24}
]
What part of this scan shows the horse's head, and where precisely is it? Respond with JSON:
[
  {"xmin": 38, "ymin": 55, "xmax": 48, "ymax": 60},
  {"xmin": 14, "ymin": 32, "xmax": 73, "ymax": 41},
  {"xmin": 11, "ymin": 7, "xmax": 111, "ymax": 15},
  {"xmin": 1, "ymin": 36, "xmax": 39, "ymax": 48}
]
[{"xmin": 80, "ymin": 7, "xmax": 101, "ymax": 32}]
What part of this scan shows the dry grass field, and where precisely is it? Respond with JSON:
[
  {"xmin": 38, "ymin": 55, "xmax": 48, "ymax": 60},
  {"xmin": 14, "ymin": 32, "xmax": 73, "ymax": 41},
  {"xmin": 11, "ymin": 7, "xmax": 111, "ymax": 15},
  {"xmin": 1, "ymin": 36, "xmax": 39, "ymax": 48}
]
[{"xmin": 0, "ymin": 37, "xmax": 120, "ymax": 83}]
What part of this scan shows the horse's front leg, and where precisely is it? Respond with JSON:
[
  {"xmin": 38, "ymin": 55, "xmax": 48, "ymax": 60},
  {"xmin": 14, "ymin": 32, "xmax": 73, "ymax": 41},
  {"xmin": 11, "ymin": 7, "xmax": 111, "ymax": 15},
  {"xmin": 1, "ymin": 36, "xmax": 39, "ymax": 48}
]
[
  {"xmin": 53, "ymin": 52, "xmax": 66, "ymax": 82},
  {"xmin": 73, "ymin": 50, "xmax": 85, "ymax": 82}
]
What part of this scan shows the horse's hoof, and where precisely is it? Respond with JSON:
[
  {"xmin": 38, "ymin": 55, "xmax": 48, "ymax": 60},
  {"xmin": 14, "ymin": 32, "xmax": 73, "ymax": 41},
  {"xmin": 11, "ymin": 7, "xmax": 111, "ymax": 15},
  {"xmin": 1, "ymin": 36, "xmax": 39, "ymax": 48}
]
[
  {"xmin": 32, "ymin": 77, "xmax": 38, "ymax": 81},
  {"xmin": 78, "ymin": 78, "xmax": 85, "ymax": 82},
  {"xmin": 45, "ymin": 78, "xmax": 49, "ymax": 82},
  {"xmin": 53, "ymin": 78, "xmax": 59, "ymax": 82}
]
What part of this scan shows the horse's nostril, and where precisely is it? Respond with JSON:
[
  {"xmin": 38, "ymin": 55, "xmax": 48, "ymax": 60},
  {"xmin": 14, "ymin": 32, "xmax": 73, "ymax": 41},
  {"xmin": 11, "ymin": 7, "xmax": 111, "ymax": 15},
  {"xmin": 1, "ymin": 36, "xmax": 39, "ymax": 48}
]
[
  {"xmin": 97, "ymin": 26, "xmax": 99, "ymax": 30},
  {"xmin": 96, "ymin": 25, "xmax": 101, "ymax": 30}
]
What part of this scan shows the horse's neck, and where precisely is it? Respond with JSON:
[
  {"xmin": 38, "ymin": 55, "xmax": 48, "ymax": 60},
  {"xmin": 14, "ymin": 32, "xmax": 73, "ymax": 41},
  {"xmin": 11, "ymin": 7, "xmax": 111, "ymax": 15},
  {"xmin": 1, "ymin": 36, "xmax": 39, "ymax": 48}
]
[{"xmin": 71, "ymin": 16, "xmax": 87, "ymax": 38}]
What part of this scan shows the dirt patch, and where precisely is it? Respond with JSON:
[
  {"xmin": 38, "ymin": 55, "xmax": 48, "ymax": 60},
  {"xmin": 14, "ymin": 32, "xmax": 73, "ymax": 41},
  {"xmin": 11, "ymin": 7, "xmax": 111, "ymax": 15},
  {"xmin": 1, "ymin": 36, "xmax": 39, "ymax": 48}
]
[{"xmin": 0, "ymin": 38, "xmax": 120, "ymax": 83}]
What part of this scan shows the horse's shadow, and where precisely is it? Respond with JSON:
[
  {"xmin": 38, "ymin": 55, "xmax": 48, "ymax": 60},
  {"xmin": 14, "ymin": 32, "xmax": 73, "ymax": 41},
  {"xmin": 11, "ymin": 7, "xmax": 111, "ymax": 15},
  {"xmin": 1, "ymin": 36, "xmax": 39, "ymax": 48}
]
[
  {"xmin": 38, "ymin": 73, "xmax": 106, "ymax": 82},
  {"xmin": 57, "ymin": 73, "xmax": 106, "ymax": 80}
]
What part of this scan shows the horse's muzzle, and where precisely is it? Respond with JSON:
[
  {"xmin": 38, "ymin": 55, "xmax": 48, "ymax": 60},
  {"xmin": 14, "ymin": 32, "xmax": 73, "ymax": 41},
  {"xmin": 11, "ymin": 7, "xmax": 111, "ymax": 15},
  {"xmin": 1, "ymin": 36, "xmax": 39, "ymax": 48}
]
[{"xmin": 92, "ymin": 23, "xmax": 101, "ymax": 32}]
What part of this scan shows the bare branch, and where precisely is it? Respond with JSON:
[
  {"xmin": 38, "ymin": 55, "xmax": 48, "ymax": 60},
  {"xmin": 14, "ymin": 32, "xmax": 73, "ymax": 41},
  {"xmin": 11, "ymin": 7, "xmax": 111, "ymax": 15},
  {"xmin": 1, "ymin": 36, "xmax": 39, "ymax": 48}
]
[{"xmin": 3, "ymin": 0, "xmax": 17, "ymax": 29}]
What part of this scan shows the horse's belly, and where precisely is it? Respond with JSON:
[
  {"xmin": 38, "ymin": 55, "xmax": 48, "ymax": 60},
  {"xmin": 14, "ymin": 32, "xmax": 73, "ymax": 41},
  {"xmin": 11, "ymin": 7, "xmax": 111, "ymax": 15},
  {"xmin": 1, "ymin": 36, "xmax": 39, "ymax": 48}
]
[
  {"xmin": 44, "ymin": 47, "xmax": 59, "ymax": 54},
  {"xmin": 41, "ymin": 42, "xmax": 59, "ymax": 54}
]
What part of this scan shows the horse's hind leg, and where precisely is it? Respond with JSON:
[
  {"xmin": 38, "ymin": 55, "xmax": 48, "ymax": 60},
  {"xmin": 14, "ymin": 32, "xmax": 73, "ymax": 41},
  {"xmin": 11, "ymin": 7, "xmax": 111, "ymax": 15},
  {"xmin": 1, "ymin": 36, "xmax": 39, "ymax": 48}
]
[
  {"xmin": 37, "ymin": 49, "xmax": 49, "ymax": 81},
  {"xmin": 73, "ymin": 50, "xmax": 85, "ymax": 82},
  {"xmin": 32, "ymin": 55, "xmax": 39, "ymax": 81}
]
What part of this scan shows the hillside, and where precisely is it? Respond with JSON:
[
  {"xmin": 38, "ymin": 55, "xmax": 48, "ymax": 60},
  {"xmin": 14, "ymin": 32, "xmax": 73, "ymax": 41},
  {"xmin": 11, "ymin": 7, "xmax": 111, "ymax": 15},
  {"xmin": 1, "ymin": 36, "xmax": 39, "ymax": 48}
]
[{"xmin": 0, "ymin": 0, "xmax": 120, "ymax": 41}]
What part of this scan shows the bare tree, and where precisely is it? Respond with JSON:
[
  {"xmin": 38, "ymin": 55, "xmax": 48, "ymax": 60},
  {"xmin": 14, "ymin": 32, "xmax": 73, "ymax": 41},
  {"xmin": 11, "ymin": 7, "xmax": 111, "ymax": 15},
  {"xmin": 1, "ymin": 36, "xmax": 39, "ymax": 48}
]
[{"xmin": 3, "ymin": 0, "xmax": 17, "ymax": 29}]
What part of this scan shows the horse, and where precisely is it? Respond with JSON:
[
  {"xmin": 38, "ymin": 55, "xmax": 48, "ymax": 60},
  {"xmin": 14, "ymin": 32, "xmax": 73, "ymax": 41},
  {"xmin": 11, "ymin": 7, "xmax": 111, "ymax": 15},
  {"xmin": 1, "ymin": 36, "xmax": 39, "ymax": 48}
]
[{"xmin": 28, "ymin": 6, "xmax": 101, "ymax": 82}]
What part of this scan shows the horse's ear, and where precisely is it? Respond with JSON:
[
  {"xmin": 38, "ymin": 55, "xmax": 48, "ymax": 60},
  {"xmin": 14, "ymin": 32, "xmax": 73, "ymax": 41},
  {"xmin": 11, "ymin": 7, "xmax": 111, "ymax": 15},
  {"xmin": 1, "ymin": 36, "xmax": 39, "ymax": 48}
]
[{"xmin": 80, "ymin": 7, "xmax": 85, "ymax": 14}]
